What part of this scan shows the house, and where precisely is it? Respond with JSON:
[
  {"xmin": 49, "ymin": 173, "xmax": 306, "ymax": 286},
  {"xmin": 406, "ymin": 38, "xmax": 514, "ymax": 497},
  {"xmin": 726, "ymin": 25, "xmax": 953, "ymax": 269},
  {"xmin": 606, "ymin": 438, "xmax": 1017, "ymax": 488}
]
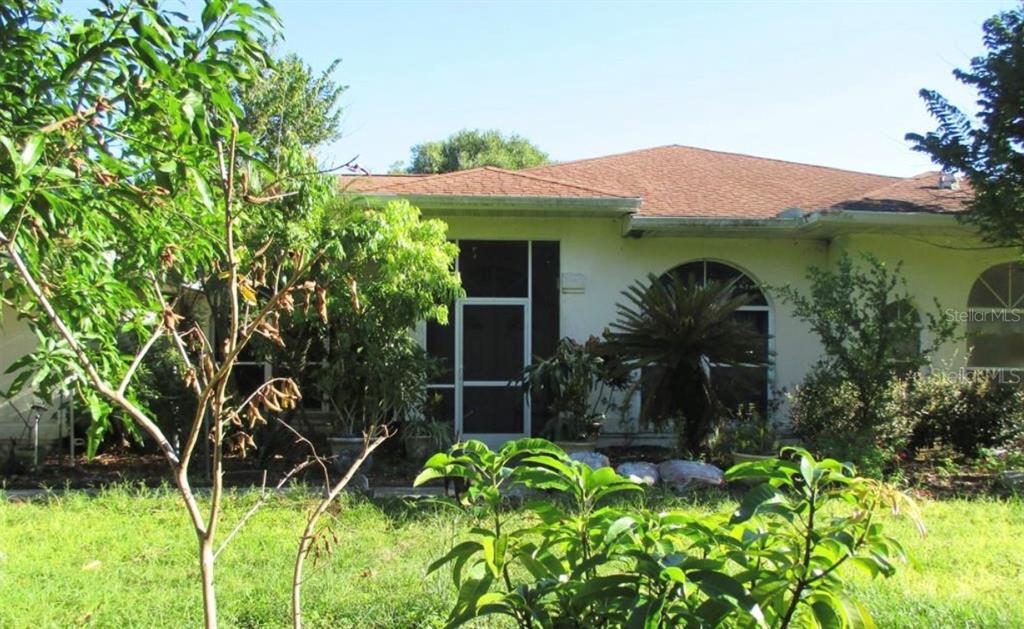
[
  {"xmin": 1, "ymin": 144, "xmax": 1014, "ymax": 456},
  {"xmin": 342, "ymin": 144, "xmax": 1015, "ymax": 447},
  {"xmin": 1, "ymin": 304, "xmax": 76, "ymax": 465}
]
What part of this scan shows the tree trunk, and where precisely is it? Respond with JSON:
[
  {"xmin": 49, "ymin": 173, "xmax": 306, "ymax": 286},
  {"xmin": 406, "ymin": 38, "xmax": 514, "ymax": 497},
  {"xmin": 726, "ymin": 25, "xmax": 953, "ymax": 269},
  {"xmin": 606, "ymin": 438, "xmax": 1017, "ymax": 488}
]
[
  {"xmin": 291, "ymin": 526, "xmax": 313, "ymax": 629},
  {"xmin": 199, "ymin": 535, "xmax": 218, "ymax": 629}
]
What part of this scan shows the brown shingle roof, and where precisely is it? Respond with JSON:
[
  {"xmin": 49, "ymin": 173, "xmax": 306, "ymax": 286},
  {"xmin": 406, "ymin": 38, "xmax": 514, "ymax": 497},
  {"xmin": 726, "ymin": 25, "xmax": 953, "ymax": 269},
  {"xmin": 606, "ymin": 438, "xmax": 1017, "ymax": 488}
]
[
  {"xmin": 829, "ymin": 171, "xmax": 970, "ymax": 213},
  {"xmin": 339, "ymin": 174, "xmax": 428, "ymax": 193},
  {"xmin": 342, "ymin": 166, "xmax": 633, "ymax": 199},
  {"xmin": 341, "ymin": 145, "xmax": 970, "ymax": 218}
]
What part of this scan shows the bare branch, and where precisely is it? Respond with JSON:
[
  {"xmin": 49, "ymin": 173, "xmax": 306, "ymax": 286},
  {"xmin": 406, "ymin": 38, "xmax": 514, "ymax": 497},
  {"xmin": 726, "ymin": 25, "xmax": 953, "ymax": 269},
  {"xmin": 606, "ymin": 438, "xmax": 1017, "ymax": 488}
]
[
  {"xmin": 275, "ymin": 416, "xmax": 332, "ymax": 489},
  {"xmin": 116, "ymin": 325, "xmax": 164, "ymax": 396},
  {"xmin": 214, "ymin": 456, "xmax": 320, "ymax": 558}
]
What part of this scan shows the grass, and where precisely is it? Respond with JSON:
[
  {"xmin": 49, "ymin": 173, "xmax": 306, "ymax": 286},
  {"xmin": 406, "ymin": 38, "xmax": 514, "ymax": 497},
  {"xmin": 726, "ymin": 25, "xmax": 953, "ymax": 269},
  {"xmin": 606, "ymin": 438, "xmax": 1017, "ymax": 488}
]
[{"xmin": 0, "ymin": 487, "xmax": 1021, "ymax": 628}]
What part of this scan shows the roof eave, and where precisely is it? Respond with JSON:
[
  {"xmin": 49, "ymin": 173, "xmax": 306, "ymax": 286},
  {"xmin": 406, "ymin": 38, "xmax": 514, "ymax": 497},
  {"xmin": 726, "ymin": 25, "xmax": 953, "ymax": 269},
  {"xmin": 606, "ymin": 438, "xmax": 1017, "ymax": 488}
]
[
  {"xmin": 357, "ymin": 193, "xmax": 642, "ymax": 218},
  {"xmin": 626, "ymin": 209, "xmax": 972, "ymax": 238}
]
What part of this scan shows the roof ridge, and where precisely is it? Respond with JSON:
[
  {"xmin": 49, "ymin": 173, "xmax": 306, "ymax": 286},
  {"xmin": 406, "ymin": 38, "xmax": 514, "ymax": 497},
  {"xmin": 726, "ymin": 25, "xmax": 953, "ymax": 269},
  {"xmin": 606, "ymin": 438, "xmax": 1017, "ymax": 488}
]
[
  {"xmin": 856, "ymin": 170, "xmax": 967, "ymax": 200},
  {"xmin": 354, "ymin": 167, "xmax": 488, "ymax": 193},
  {"xmin": 480, "ymin": 166, "xmax": 635, "ymax": 198},
  {"xmin": 523, "ymin": 144, "xmax": 684, "ymax": 171},
  {"xmin": 338, "ymin": 173, "xmax": 428, "ymax": 178},
  {"xmin": 529, "ymin": 144, "xmax": 904, "ymax": 181},
  {"xmin": 355, "ymin": 165, "xmax": 634, "ymax": 198}
]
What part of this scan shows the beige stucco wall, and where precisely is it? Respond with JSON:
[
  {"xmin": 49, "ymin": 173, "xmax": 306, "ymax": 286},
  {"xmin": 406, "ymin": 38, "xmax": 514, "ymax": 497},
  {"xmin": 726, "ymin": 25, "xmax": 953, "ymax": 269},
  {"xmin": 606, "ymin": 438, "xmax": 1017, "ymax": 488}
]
[
  {"xmin": 1, "ymin": 304, "xmax": 69, "ymax": 453},
  {"xmin": 439, "ymin": 215, "xmax": 1013, "ymax": 434},
  {"xmin": 442, "ymin": 216, "xmax": 829, "ymax": 429},
  {"xmin": 831, "ymin": 233, "xmax": 1017, "ymax": 369}
]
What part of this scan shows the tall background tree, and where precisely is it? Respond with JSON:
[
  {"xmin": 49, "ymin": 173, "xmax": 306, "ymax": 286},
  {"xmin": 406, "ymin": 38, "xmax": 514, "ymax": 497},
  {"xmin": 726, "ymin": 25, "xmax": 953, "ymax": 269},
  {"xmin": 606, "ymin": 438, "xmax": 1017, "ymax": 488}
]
[
  {"xmin": 393, "ymin": 128, "xmax": 549, "ymax": 173},
  {"xmin": 236, "ymin": 52, "xmax": 346, "ymax": 160},
  {"xmin": 907, "ymin": 4, "xmax": 1024, "ymax": 247}
]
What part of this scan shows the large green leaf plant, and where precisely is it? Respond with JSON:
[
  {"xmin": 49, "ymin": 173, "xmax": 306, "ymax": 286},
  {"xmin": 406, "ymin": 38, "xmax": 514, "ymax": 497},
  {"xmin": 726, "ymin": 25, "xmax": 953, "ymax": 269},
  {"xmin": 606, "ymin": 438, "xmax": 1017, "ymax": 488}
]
[{"xmin": 417, "ymin": 440, "xmax": 921, "ymax": 628}]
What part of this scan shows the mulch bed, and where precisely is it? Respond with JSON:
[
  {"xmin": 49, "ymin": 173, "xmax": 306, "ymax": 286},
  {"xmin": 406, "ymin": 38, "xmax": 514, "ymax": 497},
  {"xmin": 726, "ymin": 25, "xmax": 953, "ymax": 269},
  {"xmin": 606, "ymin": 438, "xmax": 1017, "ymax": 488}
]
[
  {"xmin": 1, "ymin": 438, "xmax": 426, "ymax": 490},
  {"xmin": 3, "ymin": 442, "xmax": 1014, "ymax": 498}
]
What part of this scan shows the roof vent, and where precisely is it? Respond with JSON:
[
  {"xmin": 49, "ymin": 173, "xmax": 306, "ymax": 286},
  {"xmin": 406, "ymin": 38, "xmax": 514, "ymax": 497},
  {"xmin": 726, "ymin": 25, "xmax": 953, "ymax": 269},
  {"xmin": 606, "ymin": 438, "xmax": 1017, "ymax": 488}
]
[
  {"xmin": 938, "ymin": 172, "xmax": 960, "ymax": 190},
  {"xmin": 776, "ymin": 207, "xmax": 805, "ymax": 219}
]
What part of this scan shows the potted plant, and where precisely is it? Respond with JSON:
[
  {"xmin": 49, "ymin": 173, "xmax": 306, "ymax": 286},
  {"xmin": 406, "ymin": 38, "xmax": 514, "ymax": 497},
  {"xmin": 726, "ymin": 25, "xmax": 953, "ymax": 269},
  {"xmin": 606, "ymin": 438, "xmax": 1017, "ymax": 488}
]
[
  {"xmin": 725, "ymin": 402, "xmax": 780, "ymax": 465},
  {"xmin": 402, "ymin": 388, "xmax": 455, "ymax": 461},
  {"xmin": 319, "ymin": 326, "xmax": 438, "ymax": 473},
  {"xmin": 521, "ymin": 336, "xmax": 623, "ymax": 453},
  {"xmin": 401, "ymin": 418, "xmax": 453, "ymax": 462}
]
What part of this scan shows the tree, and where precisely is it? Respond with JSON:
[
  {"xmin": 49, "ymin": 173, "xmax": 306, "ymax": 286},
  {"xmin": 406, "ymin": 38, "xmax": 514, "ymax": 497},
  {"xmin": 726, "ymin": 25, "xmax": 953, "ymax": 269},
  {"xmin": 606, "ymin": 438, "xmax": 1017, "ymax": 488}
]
[
  {"xmin": 602, "ymin": 275, "xmax": 764, "ymax": 454},
  {"xmin": 0, "ymin": 3, "xmax": 387, "ymax": 627},
  {"xmin": 236, "ymin": 52, "xmax": 346, "ymax": 158},
  {"xmin": 906, "ymin": 5, "xmax": 1024, "ymax": 247},
  {"xmin": 397, "ymin": 128, "xmax": 549, "ymax": 173}
]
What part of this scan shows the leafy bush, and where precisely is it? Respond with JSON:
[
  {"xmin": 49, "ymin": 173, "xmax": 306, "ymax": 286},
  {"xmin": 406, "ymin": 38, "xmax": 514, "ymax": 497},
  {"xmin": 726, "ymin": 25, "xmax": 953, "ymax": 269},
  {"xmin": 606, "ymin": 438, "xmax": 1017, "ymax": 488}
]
[
  {"xmin": 788, "ymin": 366, "xmax": 913, "ymax": 477},
  {"xmin": 521, "ymin": 336, "xmax": 626, "ymax": 441},
  {"xmin": 415, "ymin": 438, "xmax": 917, "ymax": 628},
  {"xmin": 721, "ymin": 401, "xmax": 782, "ymax": 455},
  {"xmin": 777, "ymin": 254, "xmax": 955, "ymax": 472},
  {"xmin": 906, "ymin": 370, "xmax": 1024, "ymax": 459}
]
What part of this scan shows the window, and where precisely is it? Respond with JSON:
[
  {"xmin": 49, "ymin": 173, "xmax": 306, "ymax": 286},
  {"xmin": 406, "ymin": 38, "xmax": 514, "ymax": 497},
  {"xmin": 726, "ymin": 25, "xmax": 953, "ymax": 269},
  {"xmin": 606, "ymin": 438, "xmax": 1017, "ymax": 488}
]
[
  {"xmin": 967, "ymin": 262, "xmax": 1024, "ymax": 370},
  {"xmin": 646, "ymin": 260, "xmax": 772, "ymax": 416}
]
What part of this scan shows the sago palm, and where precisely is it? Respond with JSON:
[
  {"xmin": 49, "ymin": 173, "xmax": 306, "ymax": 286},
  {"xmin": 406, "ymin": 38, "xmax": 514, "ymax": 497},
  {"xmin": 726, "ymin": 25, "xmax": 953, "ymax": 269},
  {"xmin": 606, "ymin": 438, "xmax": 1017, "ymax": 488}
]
[{"xmin": 603, "ymin": 273, "xmax": 766, "ymax": 454}]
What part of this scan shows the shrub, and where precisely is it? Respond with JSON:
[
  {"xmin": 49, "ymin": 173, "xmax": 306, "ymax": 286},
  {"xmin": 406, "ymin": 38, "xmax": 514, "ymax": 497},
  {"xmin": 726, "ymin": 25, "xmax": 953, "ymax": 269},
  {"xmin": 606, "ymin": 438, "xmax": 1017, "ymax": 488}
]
[
  {"xmin": 416, "ymin": 438, "xmax": 917, "ymax": 628},
  {"xmin": 777, "ymin": 254, "xmax": 955, "ymax": 472},
  {"xmin": 788, "ymin": 366, "xmax": 913, "ymax": 477},
  {"xmin": 906, "ymin": 370, "xmax": 1024, "ymax": 459}
]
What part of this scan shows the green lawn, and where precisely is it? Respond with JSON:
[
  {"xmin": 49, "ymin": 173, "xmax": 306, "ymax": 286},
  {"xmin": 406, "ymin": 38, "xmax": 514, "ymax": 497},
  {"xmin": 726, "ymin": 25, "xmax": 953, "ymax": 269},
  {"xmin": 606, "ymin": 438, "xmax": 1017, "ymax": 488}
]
[{"xmin": 0, "ymin": 487, "xmax": 1021, "ymax": 628}]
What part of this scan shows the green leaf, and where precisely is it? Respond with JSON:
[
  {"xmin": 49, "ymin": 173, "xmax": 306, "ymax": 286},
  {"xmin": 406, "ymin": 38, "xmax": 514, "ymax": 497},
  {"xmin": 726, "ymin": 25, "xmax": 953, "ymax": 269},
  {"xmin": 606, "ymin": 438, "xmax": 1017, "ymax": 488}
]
[
  {"xmin": 800, "ymin": 453, "xmax": 820, "ymax": 488},
  {"xmin": 201, "ymin": 0, "xmax": 227, "ymax": 30},
  {"xmin": 413, "ymin": 468, "xmax": 445, "ymax": 487},
  {"xmin": 0, "ymin": 135, "xmax": 19, "ymax": 169},
  {"xmin": 20, "ymin": 135, "xmax": 44, "ymax": 171},
  {"xmin": 840, "ymin": 594, "xmax": 877, "ymax": 629},
  {"xmin": 604, "ymin": 515, "xmax": 637, "ymax": 545},
  {"xmin": 812, "ymin": 599, "xmax": 843, "ymax": 629},
  {"xmin": 570, "ymin": 574, "xmax": 638, "ymax": 607},
  {"xmin": 426, "ymin": 540, "xmax": 483, "ymax": 576},
  {"xmin": 691, "ymin": 571, "xmax": 764, "ymax": 625},
  {"xmin": 731, "ymin": 482, "xmax": 781, "ymax": 524},
  {"xmin": 188, "ymin": 167, "xmax": 214, "ymax": 211},
  {"xmin": 482, "ymin": 534, "xmax": 507, "ymax": 577},
  {"xmin": 0, "ymin": 192, "xmax": 12, "ymax": 221}
]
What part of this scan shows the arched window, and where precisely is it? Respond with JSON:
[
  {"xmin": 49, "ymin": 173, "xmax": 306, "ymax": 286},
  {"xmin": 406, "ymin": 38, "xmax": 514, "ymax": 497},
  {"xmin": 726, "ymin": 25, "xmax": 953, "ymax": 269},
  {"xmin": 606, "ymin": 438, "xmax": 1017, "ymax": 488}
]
[
  {"xmin": 967, "ymin": 262, "xmax": 1024, "ymax": 369},
  {"xmin": 646, "ymin": 260, "xmax": 771, "ymax": 417}
]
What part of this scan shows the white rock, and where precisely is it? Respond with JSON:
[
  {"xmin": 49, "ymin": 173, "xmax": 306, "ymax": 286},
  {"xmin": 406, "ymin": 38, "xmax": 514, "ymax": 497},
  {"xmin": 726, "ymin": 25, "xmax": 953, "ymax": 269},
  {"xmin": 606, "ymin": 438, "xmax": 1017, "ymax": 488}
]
[
  {"xmin": 658, "ymin": 460, "xmax": 725, "ymax": 491},
  {"xmin": 569, "ymin": 451, "xmax": 611, "ymax": 470},
  {"xmin": 616, "ymin": 461, "xmax": 660, "ymax": 486}
]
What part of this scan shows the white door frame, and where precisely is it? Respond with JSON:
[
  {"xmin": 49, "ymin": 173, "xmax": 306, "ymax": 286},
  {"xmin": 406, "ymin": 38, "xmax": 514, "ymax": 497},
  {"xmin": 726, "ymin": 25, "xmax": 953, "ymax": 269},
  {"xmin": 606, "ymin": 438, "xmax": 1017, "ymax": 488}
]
[{"xmin": 455, "ymin": 297, "xmax": 531, "ymax": 447}]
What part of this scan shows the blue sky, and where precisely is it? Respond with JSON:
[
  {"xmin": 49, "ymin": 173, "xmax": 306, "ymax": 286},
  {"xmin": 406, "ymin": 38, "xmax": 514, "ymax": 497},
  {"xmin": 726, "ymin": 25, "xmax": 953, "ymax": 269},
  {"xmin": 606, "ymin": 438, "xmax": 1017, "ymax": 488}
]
[
  {"xmin": 264, "ymin": 0, "xmax": 1010, "ymax": 176},
  {"xmin": 76, "ymin": 1, "xmax": 1018, "ymax": 176}
]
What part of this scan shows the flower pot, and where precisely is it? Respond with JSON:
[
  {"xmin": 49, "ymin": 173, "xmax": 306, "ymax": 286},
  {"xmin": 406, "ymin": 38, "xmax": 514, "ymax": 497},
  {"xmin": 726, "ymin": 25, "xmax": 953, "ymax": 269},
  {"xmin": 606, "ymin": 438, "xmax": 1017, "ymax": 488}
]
[
  {"xmin": 404, "ymin": 435, "xmax": 436, "ymax": 462},
  {"xmin": 328, "ymin": 435, "xmax": 375, "ymax": 475},
  {"xmin": 555, "ymin": 438, "xmax": 600, "ymax": 455}
]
